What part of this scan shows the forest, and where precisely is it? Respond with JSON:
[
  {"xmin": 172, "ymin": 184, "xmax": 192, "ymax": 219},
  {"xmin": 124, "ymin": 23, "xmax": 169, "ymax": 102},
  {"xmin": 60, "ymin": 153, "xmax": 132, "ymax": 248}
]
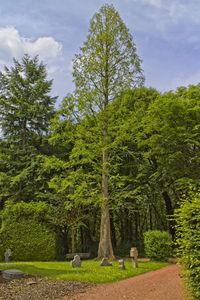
[{"xmin": 0, "ymin": 5, "xmax": 199, "ymax": 289}]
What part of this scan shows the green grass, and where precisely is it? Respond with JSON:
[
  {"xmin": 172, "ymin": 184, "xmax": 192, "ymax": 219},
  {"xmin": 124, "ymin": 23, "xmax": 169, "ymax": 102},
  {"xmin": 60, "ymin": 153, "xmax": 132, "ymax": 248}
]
[{"xmin": 0, "ymin": 260, "xmax": 168, "ymax": 283}]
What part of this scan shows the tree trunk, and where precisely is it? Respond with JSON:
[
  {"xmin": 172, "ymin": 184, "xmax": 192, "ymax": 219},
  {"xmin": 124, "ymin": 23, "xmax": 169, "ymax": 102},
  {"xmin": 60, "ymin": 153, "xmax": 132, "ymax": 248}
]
[
  {"xmin": 97, "ymin": 147, "xmax": 115, "ymax": 259},
  {"xmin": 97, "ymin": 201, "xmax": 115, "ymax": 259},
  {"xmin": 71, "ymin": 227, "xmax": 75, "ymax": 253},
  {"xmin": 97, "ymin": 23, "xmax": 115, "ymax": 259},
  {"xmin": 162, "ymin": 191, "xmax": 175, "ymax": 238},
  {"xmin": 134, "ymin": 211, "xmax": 139, "ymax": 242},
  {"xmin": 110, "ymin": 212, "xmax": 116, "ymax": 249}
]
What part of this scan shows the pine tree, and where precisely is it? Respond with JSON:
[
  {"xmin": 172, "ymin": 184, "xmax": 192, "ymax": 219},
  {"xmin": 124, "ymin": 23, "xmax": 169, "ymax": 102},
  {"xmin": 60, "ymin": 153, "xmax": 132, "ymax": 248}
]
[
  {"xmin": 0, "ymin": 54, "xmax": 56, "ymax": 204},
  {"xmin": 73, "ymin": 4, "xmax": 144, "ymax": 258}
]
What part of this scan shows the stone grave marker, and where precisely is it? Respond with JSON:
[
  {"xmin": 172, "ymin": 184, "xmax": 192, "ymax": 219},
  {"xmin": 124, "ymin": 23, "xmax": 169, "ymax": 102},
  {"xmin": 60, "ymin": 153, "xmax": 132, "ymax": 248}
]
[
  {"xmin": 3, "ymin": 269, "xmax": 24, "ymax": 280},
  {"xmin": 100, "ymin": 258, "xmax": 112, "ymax": 266},
  {"xmin": 118, "ymin": 259, "xmax": 125, "ymax": 270},
  {"xmin": 71, "ymin": 255, "xmax": 81, "ymax": 268},
  {"xmin": 4, "ymin": 249, "xmax": 12, "ymax": 263},
  {"xmin": 130, "ymin": 247, "xmax": 138, "ymax": 268}
]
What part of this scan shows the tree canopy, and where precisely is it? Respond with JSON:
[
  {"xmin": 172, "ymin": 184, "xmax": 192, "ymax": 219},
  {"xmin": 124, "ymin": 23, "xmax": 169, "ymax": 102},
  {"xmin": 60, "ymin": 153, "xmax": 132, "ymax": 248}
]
[
  {"xmin": 73, "ymin": 4, "xmax": 144, "ymax": 258},
  {"xmin": 0, "ymin": 6, "xmax": 199, "ymax": 280}
]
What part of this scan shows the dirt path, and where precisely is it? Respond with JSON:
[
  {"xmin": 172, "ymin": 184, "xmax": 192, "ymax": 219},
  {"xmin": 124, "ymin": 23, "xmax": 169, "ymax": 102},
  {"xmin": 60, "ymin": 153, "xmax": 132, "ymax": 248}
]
[{"xmin": 66, "ymin": 265, "xmax": 186, "ymax": 300}]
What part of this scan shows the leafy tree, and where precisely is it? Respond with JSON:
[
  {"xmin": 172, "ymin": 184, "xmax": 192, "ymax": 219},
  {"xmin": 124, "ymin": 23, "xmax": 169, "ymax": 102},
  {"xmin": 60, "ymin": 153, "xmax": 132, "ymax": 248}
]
[
  {"xmin": 45, "ymin": 95, "xmax": 99, "ymax": 255},
  {"xmin": 0, "ymin": 54, "xmax": 56, "ymax": 204},
  {"xmin": 175, "ymin": 189, "xmax": 200, "ymax": 299},
  {"xmin": 137, "ymin": 85, "xmax": 200, "ymax": 235},
  {"xmin": 106, "ymin": 88, "xmax": 162, "ymax": 248},
  {"xmin": 73, "ymin": 4, "xmax": 144, "ymax": 258}
]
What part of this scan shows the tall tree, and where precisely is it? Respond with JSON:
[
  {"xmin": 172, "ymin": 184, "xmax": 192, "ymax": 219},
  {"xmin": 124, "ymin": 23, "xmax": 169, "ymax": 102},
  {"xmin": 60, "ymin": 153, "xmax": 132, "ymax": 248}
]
[
  {"xmin": 0, "ymin": 54, "xmax": 56, "ymax": 204},
  {"xmin": 73, "ymin": 4, "xmax": 144, "ymax": 258},
  {"xmin": 0, "ymin": 54, "xmax": 55, "ymax": 144},
  {"xmin": 137, "ymin": 85, "xmax": 200, "ymax": 235}
]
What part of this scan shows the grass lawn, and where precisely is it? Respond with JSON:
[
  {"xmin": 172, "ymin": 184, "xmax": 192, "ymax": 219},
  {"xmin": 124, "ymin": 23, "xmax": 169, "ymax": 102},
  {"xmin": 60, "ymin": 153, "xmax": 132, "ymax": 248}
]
[{"xmin": 0, "ymin": 260, "xmax": 169, "ymax": 283}]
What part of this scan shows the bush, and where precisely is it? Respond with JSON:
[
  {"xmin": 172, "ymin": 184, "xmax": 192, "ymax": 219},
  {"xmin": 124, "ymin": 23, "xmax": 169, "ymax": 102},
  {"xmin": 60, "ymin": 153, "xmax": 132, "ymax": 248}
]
[
  {"xmin": 175, "ymin": 193, "xmax": 200, "ymax": 299},
  {"xmin": 0, "ymin": 202, "xmax": 56, "ymax": 261},
  {"xmin": 144, "ymin": 230, "xmax": 172, "ymax": 260},
  {"xmin": 1, "ymin": 201, "xmax": 50, "ymax": 223}
]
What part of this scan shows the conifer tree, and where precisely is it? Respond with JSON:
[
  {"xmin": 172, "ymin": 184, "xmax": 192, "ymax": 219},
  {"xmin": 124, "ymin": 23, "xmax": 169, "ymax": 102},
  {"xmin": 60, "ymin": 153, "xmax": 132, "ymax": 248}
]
[
  {"xmin": 0, "ymin": 54, "xmax": 56, "ymax": 204},
  {"xmin": 73, "ymin": 4, "xmax": 144, "ymax": 258}
]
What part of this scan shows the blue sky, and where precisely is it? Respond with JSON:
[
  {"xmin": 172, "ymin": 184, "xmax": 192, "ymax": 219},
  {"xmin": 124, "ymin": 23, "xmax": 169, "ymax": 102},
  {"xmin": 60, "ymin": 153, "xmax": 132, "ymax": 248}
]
[{"xmin": 1, "ymin": 0, "xmax": 200, "ymax": 104}]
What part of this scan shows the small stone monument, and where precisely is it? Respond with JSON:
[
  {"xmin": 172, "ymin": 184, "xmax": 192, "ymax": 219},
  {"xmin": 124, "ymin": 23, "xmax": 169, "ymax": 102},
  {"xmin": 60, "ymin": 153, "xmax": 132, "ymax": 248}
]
[
  {"xmin": 130, "ymin": 247, "xmax": 138, "ymax": 268},
  {"xmin": 71, "ymin": 255, "xmax": 81, "ymax": 268},
  {"xmin": 3, "ymin": 269, "xmax": 24, "ymax": 280},
  {"xmin": 118, "ymin": 259, "xmax": 125, "ymax": 270},
  {"xmin": 100, "ymin": 258, "xmax": 112, "ymax": 266},
  {"xmin": 4, "ymin": 249, "xmax": 12, "ymax": 263}
]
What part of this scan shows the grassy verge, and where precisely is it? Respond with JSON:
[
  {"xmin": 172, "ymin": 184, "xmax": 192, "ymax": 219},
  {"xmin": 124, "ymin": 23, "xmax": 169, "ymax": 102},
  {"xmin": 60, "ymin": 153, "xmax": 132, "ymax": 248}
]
[{"xmin": 0, "ymin": 260, "xmax": 168, "ymax": 283}]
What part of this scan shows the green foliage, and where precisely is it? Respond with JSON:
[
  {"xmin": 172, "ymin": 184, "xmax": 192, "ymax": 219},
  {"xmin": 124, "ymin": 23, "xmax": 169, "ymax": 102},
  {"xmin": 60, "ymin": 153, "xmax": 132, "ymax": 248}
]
[
  {"xmin": 0, "ymin": 220, "xmax": 56, "ymax": 261},
  {"xmin": 175, "ymin": 191, "xmax": 200, "ymax": 299},
  {"xmin": 144, "ymin": 230, "xmax": 172, "ymax": 260},
  {"xmin": 0, "ymin": 202, "xmax": 56, "ymax": 261},
  {"xmin": 1, "ymin": 201, "xmax": 50, "ymax": 224},
  {"xmin": 49, "ymin": 2, "xmax": 145, "ymax": 257},
  {"xmin": 0, "ymin": 54, "xmax": 56, "ymax": 142},
  {"xmin": 0, "ymin": 54, "xmax": 56, "ymax": 204},
  {"xmin": 47, "ymin": 87, "xmax": 166, "ymax": 254},
  {"xmin": 138, "ymin": 85, "xmax": 200, "ymax": 193},
  {"xmin": 2, "ymin": 4, "xmax": 200, "ymax": 265},
  {"xmin": 73, "ymin": 4, "xmax": 144, "ymax": 113}
]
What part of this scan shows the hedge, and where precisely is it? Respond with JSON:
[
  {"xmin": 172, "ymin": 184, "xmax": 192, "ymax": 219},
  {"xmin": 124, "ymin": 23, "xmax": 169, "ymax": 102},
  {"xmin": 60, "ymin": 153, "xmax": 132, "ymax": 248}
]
[
  {"xmin": 0, "ymin": 201, "xmax": 56, "ymax": 261},
  {"xmin": 144, "ymin": 230, "xmax": 172, "ymax": 260},
  {"xmin": 175, "ymin": 194, "xmax": 200, "ymax": 299}
]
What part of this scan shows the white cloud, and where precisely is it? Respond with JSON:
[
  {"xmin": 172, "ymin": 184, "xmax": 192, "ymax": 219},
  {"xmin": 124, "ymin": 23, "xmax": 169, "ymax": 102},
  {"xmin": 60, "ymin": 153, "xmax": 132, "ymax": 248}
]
[
  {"xmin": 0, "ymin": 27, "xmax": 23, "ymax": 61},
  {"xmin": 0, "ymin": 26, "xmax": 63, "ymax": 69},
  {"xmin": 24, "ymin": 37, "xmax": 62, "ymax": 60}
]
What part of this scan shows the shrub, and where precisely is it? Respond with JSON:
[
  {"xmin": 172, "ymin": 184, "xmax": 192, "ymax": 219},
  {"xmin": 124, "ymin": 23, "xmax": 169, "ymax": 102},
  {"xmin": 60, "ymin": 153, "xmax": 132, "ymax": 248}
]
[
  {"xmin": 144, "ymin": 230, "xmax": 172, "ymax": 260},
  {"xmin": 1, "ymin": 201, "xmax": 50, "ymax": 223},
  {"xmin": 0, "ymin": 202, "xmax": 56, "ymax": 261},
  {"xmin": 175, "ymin": 193, "xmax": 200, "ymax": 299}
]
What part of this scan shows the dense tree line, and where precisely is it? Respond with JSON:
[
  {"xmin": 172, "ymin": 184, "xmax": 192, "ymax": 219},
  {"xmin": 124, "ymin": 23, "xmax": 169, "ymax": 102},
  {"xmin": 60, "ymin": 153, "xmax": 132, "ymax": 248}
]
[{"xmin": 0, "ymin": 5, "xmax": 200, "ymax": 261}]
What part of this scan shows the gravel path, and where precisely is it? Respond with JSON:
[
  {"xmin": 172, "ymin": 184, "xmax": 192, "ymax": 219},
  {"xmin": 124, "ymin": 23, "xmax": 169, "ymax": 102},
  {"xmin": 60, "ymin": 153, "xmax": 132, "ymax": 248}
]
[
  {"xmin": 66, "ymin": 265, "xmax": 186, "ymax": 300},
  {"xmin": 0, "ymin": 277, "xmax": 93, "ymax": 300}
]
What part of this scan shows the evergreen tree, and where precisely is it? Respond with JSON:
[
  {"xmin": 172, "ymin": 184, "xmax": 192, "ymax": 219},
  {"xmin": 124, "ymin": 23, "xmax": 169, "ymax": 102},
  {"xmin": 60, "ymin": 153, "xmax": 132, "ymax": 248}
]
[
  {"xmin": 73, "ymin": 4, "xmax": 144, "ymax": 258},
  {"xmin": 0, "ymin": 54, "xmax": 56, "ymax": 204}
]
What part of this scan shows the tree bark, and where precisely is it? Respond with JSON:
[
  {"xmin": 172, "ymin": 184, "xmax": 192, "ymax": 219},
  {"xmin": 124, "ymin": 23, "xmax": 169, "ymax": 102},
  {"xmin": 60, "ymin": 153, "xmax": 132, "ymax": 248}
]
[
  {"xmin": 97, "ymin": 147, "xmax": 115, "ymax": 259},
  {"xmin": 162, "ymin": 191, "xmax": 175, "ymax": 238},
  {"xmin": 97, "ymin": 17, "xmax": 115, "ymax": 259},
  {"xmin": 110, "ymin": 212, "xmax": 116, "ymax": 249},
  {"xmin": 71, "ymin": 227, "xmax": 75, "ymax": 253}
]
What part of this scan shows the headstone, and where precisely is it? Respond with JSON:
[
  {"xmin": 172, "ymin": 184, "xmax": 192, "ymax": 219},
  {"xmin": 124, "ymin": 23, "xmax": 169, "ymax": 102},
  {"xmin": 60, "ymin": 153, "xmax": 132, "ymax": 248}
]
[
  {"xmin": 71, "ymin": 255, "xmax": 81, "ymax": 268},
  {"xmin": 118, "ymin": 259, "xmax": 125, "ymax": 270},
  {"xmin": 3, "ymin": 269, "xmax": 24, "ymax": 280},
  {"xmin": 100, "ymin": 258, "xmax": 112, "ymax": 266},
  {"xmin": 130, "ymin": 247, "xmax": 138, "ymax": 268},
  {"xmin": 4, "ymin": 249, "xmax": 12, "ymax": 262}
]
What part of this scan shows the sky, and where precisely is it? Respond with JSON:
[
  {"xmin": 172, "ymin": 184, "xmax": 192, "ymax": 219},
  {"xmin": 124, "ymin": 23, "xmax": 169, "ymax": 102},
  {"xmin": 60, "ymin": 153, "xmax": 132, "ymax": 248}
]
[{"xmin": 1, "ymin": 0, "xmax": 200, "ymax": 104}]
